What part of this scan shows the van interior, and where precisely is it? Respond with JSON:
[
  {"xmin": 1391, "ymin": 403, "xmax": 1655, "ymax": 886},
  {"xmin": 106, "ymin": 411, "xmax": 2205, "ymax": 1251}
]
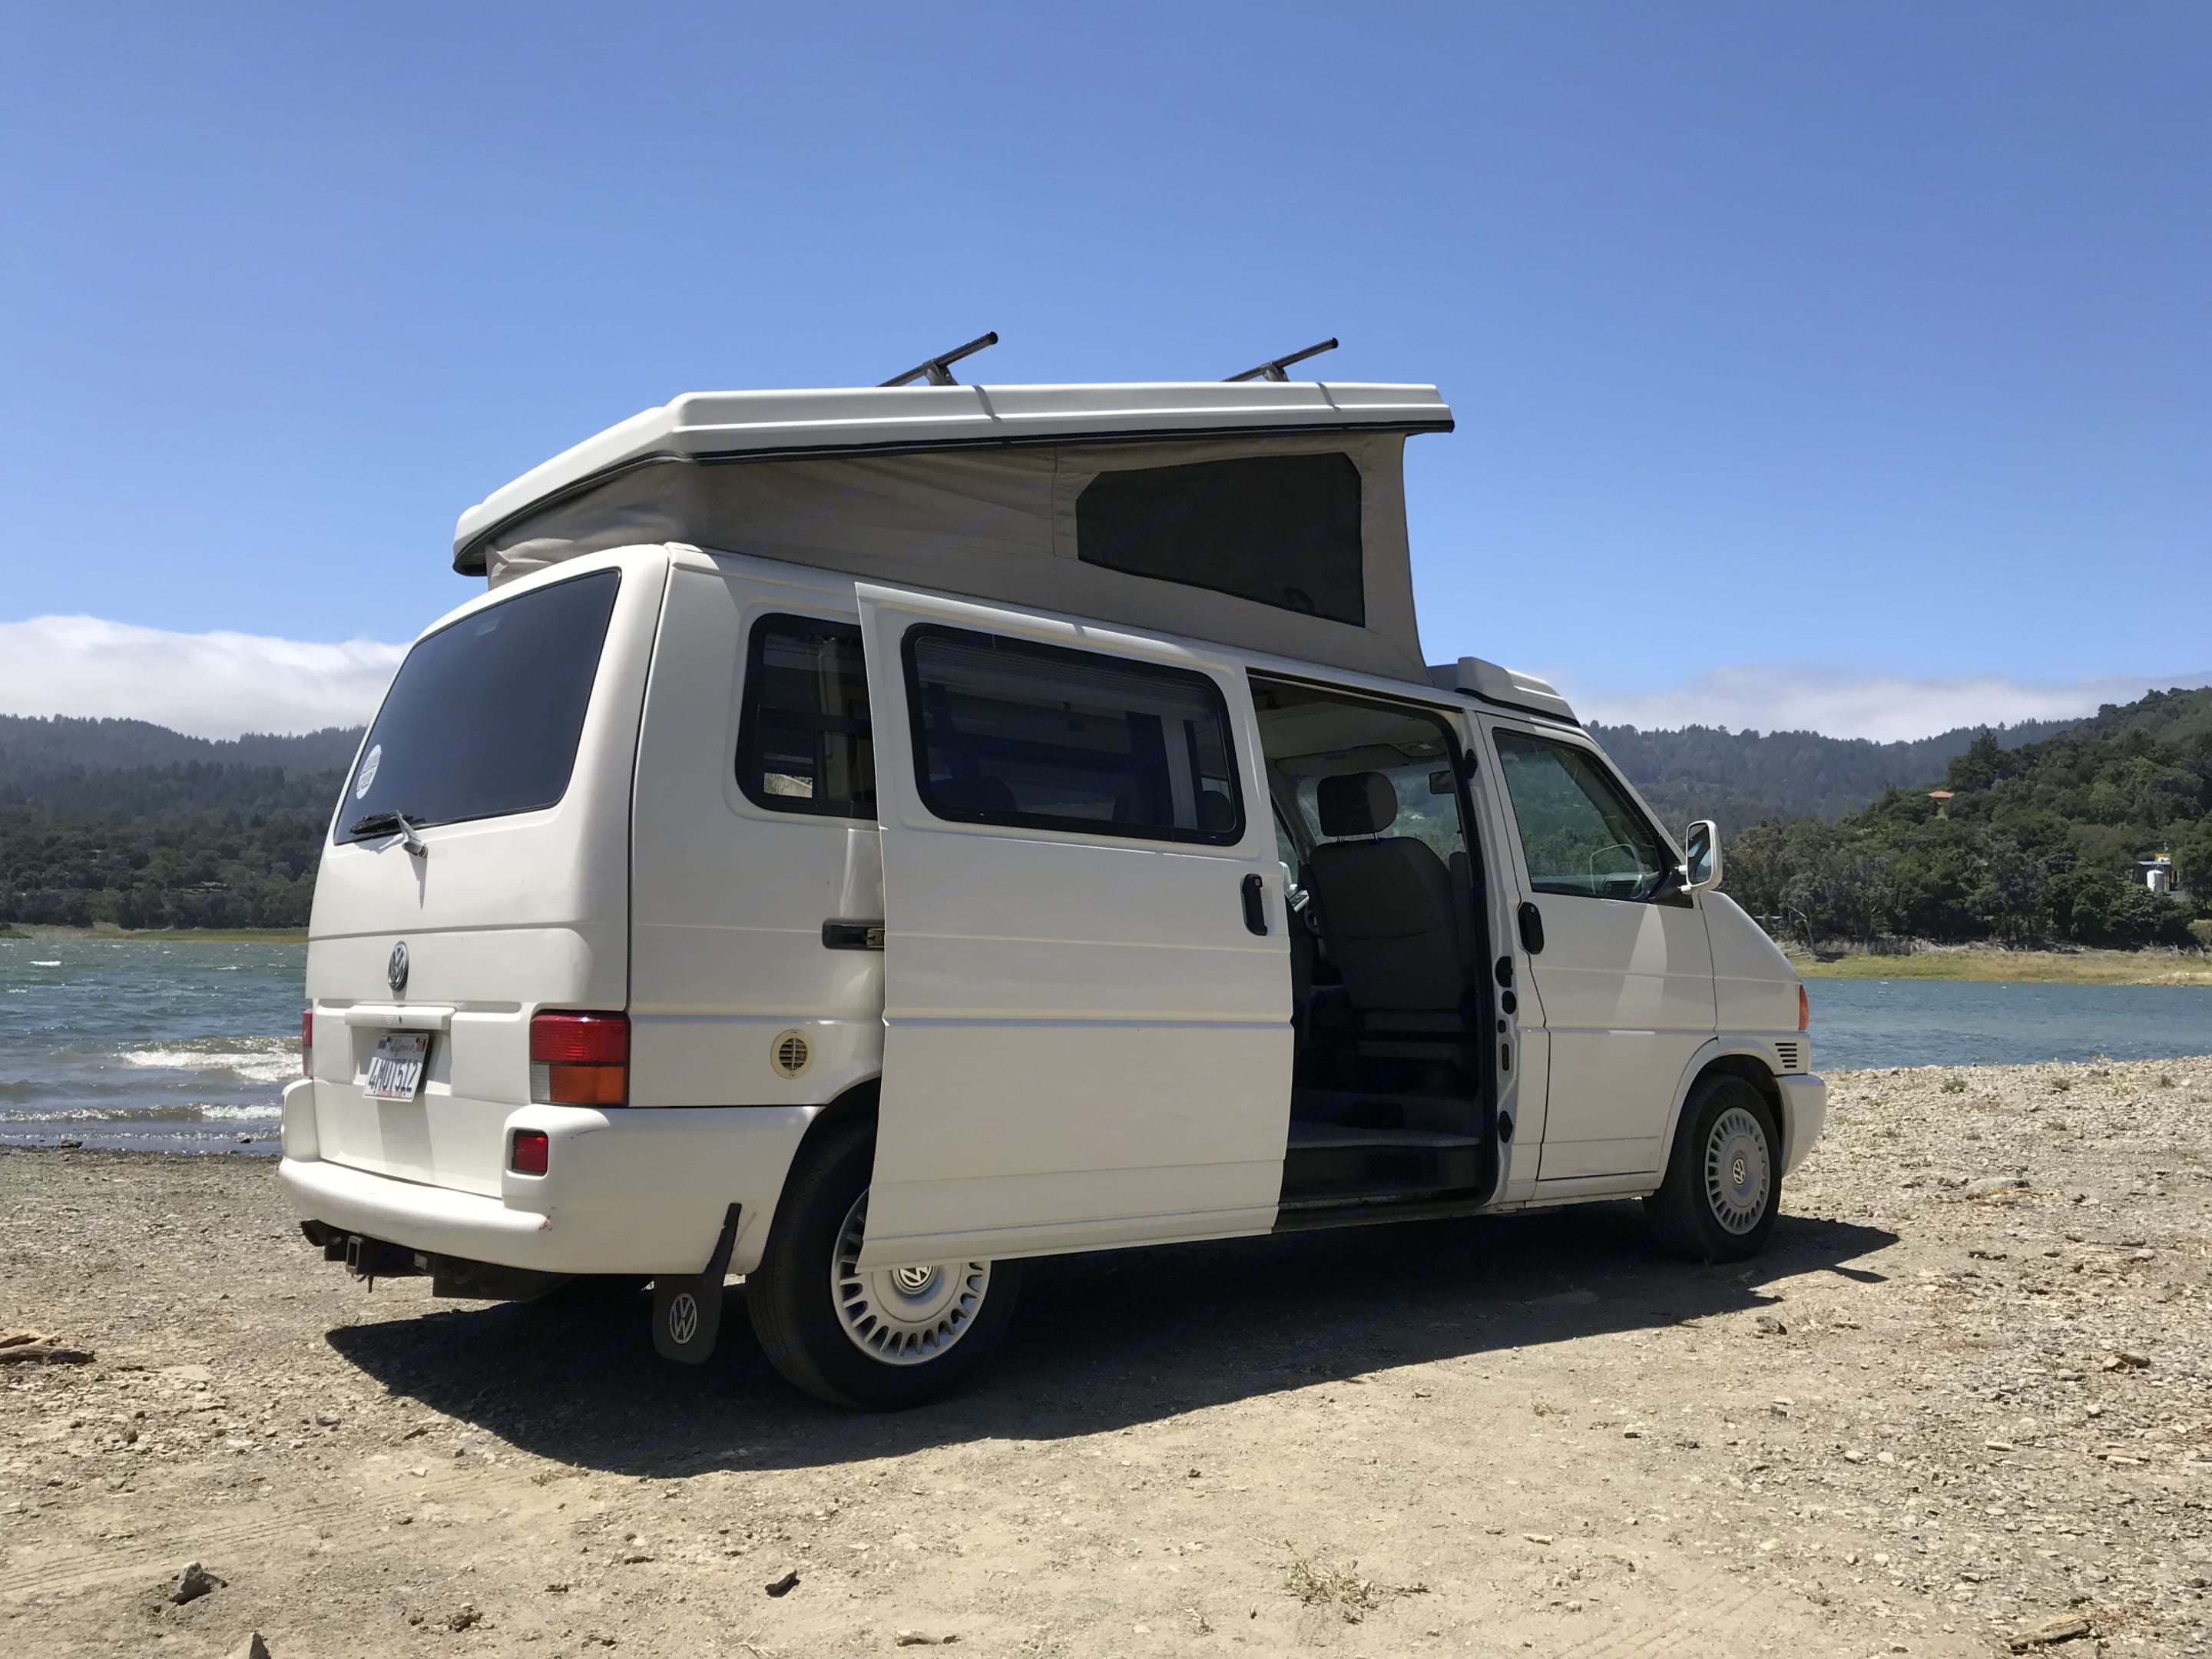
[{"xmin": 1253, "ymin": 675, "xmax": 1498, "ymax": 1214}]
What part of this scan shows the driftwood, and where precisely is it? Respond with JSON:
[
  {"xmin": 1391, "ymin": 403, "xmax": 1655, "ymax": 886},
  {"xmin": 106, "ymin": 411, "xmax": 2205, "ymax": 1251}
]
[{"xmin": 0, "ymin": 1328, "xmax": 94, "ymax": 1364}]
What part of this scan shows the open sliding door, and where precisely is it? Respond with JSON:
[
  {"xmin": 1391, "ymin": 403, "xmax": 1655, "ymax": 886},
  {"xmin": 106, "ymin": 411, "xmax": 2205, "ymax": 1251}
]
[{"xmin": 855, "ymin": 582, "xmax": 1293, "ymax": 1270}]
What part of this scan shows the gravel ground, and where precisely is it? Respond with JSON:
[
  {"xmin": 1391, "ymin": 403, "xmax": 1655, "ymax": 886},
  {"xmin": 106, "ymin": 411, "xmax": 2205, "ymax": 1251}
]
[{"xmin": 3, "ymin": 1055, "xmax": 2209, "ymax": 1658}]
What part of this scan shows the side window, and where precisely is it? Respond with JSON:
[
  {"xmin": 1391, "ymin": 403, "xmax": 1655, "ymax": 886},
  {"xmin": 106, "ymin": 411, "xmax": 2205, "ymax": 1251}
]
[
  {"xmin": 902, "ymin": 626, "xmax": 1243, "ymax": 845},
  {"xmin": 1491, "ymin": 730, "xmax": 1671, "ymax": 901},
  {"xmin": 735, "ymin": 614, "xmax": 876, "ymax": 819}
]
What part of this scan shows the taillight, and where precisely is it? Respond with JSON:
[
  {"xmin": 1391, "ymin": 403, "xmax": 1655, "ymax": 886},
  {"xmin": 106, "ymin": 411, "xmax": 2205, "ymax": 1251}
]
[
  {"xmin": 301, "ymin": 1008, "xmax": 313, "ymax": 1078},
  {"xmin": 510, "ymin": 1129, "xmax": 550, "ymax": 1176},
  {"xmin": 529, "ymin": 1012, "xmax": 629, "ymax": 1107},
  {"xmin": 1798, "ymin": 984, "xmax": 1810, "ymax": 1031}
]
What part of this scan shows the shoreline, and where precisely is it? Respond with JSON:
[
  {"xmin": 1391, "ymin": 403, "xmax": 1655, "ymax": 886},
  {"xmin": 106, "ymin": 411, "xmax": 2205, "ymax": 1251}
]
[
  {"xmin": 4, "ymin": 931, "xmax": 2208, "ymax": 980},
  {"xmin": 1790, "ymin": 943, "xmax": 2212, "ymax": 985},
  {"xmin": 0, "ymin": 924, "xmax": 307, "ymax": 942},
  {"xmin": 9, "ymin": 1055, "xmax": 2211, "ymax": 1161}
]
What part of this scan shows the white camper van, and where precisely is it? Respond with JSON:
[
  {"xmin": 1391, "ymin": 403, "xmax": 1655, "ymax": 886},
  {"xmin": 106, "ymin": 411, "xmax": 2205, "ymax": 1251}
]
[{"xmin": 279, "ymin": 359, "xmax": 1823, "ymax": 1409}]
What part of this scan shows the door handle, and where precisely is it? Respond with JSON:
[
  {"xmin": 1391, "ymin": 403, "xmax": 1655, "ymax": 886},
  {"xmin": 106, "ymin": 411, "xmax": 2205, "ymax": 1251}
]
[
  {"xmin": 1517, "ymin": 900, "xmax": 1545, "ymax": 955},
  {"xmin": 1240, "ymin": 873, "xmax": 1268, "ymax": 935}
]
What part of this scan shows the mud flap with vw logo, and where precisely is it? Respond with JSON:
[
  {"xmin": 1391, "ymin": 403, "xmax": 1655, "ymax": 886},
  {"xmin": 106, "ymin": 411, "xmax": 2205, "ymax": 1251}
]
[{"xmin": 651, "ymin": 1204, "xmax": 742, "ymax": 1366}]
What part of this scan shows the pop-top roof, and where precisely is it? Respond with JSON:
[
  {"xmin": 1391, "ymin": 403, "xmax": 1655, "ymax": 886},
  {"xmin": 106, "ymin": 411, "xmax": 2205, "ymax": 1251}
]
[{"xmin": 452, "ymin": 380, "xmax": 1452, "ymax": 572}]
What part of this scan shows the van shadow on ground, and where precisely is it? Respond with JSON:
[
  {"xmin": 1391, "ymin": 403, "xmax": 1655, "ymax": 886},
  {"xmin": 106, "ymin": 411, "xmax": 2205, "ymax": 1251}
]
[{"xmin": 326, "ymin": 1202, "xmax": 1895, "ymax": 1478}]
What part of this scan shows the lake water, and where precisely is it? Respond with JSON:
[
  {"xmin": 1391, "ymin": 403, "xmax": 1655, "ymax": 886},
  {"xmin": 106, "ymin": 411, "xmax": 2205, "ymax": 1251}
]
[
  {"xmin": 2, "ymin": 939, "xmax": 2209, "ymax": 1151},
  {"xmin": 1805, "ymin": 977, "xmax": 2212, "ymax": 1071},
  {"xmin": 2, "ymin": 938, "xmax": 302, "ymax": 1154}
]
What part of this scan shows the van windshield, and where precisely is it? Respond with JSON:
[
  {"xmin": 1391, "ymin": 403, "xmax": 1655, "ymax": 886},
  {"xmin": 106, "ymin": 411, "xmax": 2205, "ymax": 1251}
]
[{"xmin": 336, "ymin": 570, "xmax": 621, "ymax": 843}]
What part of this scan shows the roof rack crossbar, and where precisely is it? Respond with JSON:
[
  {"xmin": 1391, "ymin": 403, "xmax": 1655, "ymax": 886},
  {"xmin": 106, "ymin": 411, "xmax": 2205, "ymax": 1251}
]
[
  {"xmin": 880, "ymin": 330, "xmax": 1001, "ymax": 388},
  {"xmin": 1224, "ymin": 337, "xmax": 1339, "ymax": 383}
]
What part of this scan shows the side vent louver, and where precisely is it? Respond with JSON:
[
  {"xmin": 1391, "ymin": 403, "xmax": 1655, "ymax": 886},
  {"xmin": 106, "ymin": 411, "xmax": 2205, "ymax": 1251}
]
[
  {"xmin": 771, "ymin": 1029, "xmax": 813, "ymax": 1080},
  {"xmin": 1773, "ymin": 1041, "xmax": 1803, "ymax": 1073}
]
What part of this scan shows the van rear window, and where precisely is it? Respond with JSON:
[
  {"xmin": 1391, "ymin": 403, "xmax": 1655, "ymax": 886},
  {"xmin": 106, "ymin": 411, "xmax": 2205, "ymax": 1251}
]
[
  {"xmin": 1075, "ymin": 452, "xmax": 1365, "ymax": 627},
  {"xmin": 337, "ymin": 570, "xmax": 621, "ymax": 843}
]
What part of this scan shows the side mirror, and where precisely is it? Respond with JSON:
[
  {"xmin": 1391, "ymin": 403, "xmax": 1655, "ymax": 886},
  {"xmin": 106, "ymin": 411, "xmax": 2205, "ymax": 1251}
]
[{"xmin": 1683, "ymin": 820, "xmax": 1723, "ymax": 894}]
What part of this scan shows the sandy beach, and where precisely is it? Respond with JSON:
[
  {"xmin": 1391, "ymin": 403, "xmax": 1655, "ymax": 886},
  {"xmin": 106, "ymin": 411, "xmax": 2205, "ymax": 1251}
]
[{"xmin": 4, "ymin": 1055, "xmax": 2210, "ymax": 1657}]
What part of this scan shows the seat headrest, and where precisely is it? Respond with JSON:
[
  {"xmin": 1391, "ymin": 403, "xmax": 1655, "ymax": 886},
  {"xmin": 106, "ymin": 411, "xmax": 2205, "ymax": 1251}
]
[{"xmin": 1316, "ymin": 771, "xmax": 1397, "ymax": 838}]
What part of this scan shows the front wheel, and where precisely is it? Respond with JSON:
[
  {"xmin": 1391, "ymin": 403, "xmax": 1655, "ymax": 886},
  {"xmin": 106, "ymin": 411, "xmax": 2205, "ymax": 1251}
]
[
  {"xmin": 1645, "ymin": 1074, "xmax": 1780, "ymax": 1262},
  {"xmin": 747, "ymin": 1120, "xmax": 1020, "ymax": 1409}
]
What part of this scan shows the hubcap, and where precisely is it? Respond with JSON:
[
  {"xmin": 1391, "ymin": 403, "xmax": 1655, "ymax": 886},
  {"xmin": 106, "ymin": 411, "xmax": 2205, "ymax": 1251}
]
[
  {"xmin": 830, "ymin": 1191, "xmax": 990, "ymax": 1366},
  {"xmin": 1704, "ymin": 1106, "xmax": 1771, "ymax": 1236}
]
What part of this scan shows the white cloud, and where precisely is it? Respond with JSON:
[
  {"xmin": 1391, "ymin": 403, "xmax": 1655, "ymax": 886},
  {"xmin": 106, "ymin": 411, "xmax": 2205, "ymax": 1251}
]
[
  {"xmin": 0, "ymin": 616, "xmax": 407, "ymax": 739},
  {"xmin": 4, "ymin": 614, "xmax": 2204, "ymax": 749},
  {"xmin": 1565, "ymin": 664, "xmax": 2212, "ymax": 743}
]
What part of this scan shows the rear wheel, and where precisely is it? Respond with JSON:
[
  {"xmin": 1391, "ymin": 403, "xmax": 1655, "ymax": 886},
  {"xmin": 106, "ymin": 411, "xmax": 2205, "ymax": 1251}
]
[
  {"xmin": 748, "ymin": 1120, "xmax": 1020, "ymax": 1409},
  {"xmin": 1645, "ymin": 1073, "xmax": 1780, "ymax": 1262}
]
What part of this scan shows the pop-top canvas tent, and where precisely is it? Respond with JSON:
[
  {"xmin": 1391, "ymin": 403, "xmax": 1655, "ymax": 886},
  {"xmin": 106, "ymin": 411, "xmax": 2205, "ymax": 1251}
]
[{"xmin": 452, "ymin": 380, "xmax": 1454, "ymax": 684}]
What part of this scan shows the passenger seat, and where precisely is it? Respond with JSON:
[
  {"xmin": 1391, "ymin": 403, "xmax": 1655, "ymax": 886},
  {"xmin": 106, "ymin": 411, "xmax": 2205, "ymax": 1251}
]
[{"xmin": 1303, "ymin": 771, "xmax": 1470, "ymax": 1018}]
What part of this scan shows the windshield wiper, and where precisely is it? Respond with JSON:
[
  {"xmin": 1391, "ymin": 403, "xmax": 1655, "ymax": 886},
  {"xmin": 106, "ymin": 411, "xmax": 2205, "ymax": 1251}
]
[{"xmin": 348, "ymin": 811, "xmax": 429, "ymax": 858}]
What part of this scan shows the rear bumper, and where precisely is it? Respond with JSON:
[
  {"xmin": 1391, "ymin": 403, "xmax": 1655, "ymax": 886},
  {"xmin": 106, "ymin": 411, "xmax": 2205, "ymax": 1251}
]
[
  {"xmin": 1778, "ymin": 1074, "xmax": 1826, "ymax": 1176},
  {"xmin": 276, "ymin": 1082, "xmax": 814, "ymax": 1277}
]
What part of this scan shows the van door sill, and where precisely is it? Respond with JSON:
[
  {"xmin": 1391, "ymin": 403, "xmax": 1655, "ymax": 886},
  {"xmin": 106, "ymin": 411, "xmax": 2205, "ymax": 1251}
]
[{"xmin": 1270, "ymin": 1190, "xmax": 1497, "ymax": 1233}]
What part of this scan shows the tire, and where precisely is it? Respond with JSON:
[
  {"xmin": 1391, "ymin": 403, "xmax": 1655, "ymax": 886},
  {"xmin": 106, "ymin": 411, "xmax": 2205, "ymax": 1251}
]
[
  {"xmin": 747, "ymin": 1118, "xmax": 1021, "ymax": 1409},
  {"xmin": 1645, "ymin": 1072, "xmax": 1781, "ymax": 1263}
]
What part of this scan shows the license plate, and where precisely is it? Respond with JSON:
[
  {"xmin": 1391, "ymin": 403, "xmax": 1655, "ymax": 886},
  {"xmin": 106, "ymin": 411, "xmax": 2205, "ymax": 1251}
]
[{"xmin": 364, "ymin": 1032, "xmax": 431, "ymax": 1101}]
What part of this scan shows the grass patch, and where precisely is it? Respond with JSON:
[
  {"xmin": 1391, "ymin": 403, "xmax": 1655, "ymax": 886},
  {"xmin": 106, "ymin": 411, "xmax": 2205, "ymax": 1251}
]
[
  {"xmin": 1941, "ymin": 1077, "xmax": 1967, "ymax": 1094},
  {"xmin": 1793, "ymin": 946, "xmax": 2212, "ymax": 985},
  {"xmin": 1285, "ymin": 1558, "xmax": 1428, "ymax": 1624},
  {"xmin": 2049, "ymin": 1077, "xmax": 2074, "ymax": 1094},
  {"xmin": 1287, "ymin": 1558, "xmax": 1380, "ymax": 1621},
  {"xmin": 114, "ymin": 929, "xmax": 308, "ymax": 942}
]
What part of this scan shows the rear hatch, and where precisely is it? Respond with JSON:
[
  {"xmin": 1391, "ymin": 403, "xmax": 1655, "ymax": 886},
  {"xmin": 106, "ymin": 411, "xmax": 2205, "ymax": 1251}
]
[{"xmin": 303, "ymin": 550, "xmax": 666, "ymax": 1197}]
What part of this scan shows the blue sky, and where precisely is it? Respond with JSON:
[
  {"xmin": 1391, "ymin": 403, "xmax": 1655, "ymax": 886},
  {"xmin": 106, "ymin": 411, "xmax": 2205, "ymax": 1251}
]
[{"xmin": 2, "ymin": 4, "xmax": 2207, "ymax": 737}]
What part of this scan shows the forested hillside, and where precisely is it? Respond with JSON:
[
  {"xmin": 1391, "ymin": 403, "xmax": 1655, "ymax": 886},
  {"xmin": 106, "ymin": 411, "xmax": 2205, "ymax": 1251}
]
[
  {"xmin": 0, "ymin": 717, "xmax": 362, "ymax": 929},
  {"xmin": 1724, "ymin": 687, "xmax": 2212, "ymax": 949},
  {"xmin": 1590, "ymin": 715, "xmax": 2081, "ymax": 827},
  {"xmin": 5, "ymin": 690, "xmax": 2209, "ymax": 944},
  {"xmin": 0, "ymin": 715, "xmax": 363, "ymax": 786}
]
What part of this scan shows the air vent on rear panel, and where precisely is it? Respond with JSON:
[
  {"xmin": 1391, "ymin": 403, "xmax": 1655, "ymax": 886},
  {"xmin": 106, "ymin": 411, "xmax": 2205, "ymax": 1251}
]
[
  {"xmin": 1774, "ymin": 1041, "xmax": 1802, "ymax": 1072},
  {"xmin": 771, "ymin": 1029, "xmax": 813, "ymax": 1080}
]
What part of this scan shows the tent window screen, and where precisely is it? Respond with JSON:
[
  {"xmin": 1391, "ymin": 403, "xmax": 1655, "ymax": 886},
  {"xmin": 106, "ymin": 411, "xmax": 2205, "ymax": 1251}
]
[
  {"xmin": 736, "ymin": 614, "xmax": 876, "ymax": 819},
  {"xmin": 1075, "ymin": 452, "xmax": 1366, "ymax": 626},
  {"xmin": 902, "ymin": 626, "xmax": 1244, "ymax": 846}
]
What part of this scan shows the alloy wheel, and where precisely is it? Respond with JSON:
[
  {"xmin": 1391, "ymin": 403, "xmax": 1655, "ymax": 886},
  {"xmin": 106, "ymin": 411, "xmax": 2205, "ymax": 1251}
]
[{"xmin": 829, "ymin": 1191, "xmax": 992, "ymax": 1365}]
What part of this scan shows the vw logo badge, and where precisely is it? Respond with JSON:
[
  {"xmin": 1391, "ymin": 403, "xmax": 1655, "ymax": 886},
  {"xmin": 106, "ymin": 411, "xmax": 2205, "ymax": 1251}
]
[
  {"xmin": 667, "ymin": 1292, "xmax": 700, "ymax": 1347},
  {"xmin": 386, "ymin": 941, "xmax": 410, "ymax": 995}
]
